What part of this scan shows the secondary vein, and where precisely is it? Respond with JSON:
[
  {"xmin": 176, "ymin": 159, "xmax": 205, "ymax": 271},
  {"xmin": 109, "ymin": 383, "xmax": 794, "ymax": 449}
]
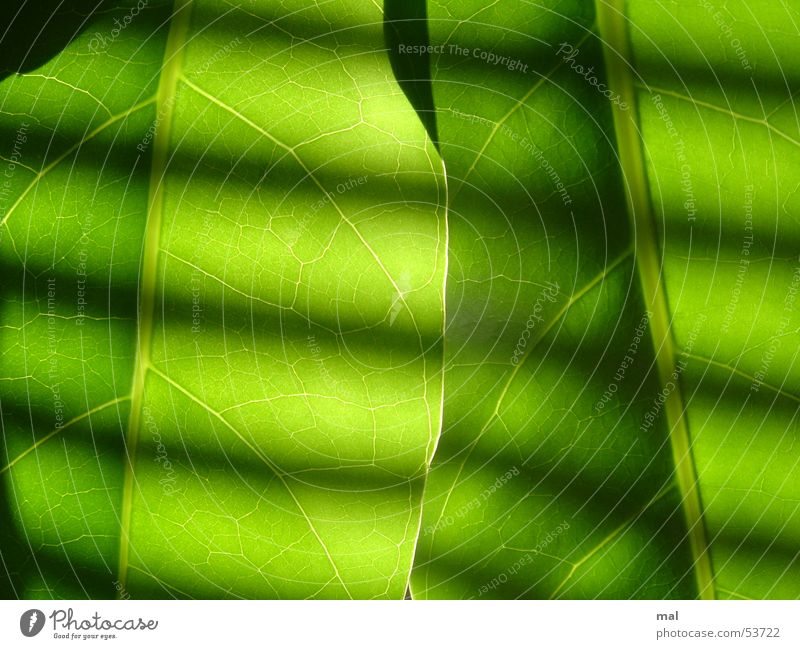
[{"xmin": 594, "ymin": 0, "xmax": 715, "ymax": 599}]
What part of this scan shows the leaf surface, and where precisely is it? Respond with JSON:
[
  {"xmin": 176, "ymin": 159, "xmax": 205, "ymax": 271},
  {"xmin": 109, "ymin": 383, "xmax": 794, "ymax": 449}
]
[
  {"xmin": 0, "ymin": 0, "xmax": 446, "ymax": 599},
  {"xmin": 409, "ymin": 0, "xmax": 800, "ymax": 599},
  {"xmin": 1, "ymin": 0, "xmax": 798, "ymax": 601}
]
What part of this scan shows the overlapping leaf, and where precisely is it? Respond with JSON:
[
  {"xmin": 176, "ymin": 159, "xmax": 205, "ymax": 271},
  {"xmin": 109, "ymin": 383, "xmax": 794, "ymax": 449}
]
[
  {"xmin": 409, "ymin": 0, "xmax": 799, "ymax": 599},
  {"xmin": 0, "ymin": 0, "xmax": 446, "ymax": 599}
]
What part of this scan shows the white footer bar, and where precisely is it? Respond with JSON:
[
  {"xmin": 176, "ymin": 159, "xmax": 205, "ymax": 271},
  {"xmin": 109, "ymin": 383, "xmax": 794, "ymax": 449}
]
[{"xmin": 1, "ymin": 600, "xmax": 796, "ymax": 648}]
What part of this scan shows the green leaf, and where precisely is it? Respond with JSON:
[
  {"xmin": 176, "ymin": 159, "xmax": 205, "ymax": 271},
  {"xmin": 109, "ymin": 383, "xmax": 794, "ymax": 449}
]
[
  {"xmin": 2, "ymin": 0, "xmax": 798, "ymax": 601},
  {"xmin": 1, "ymin": 0, "xmax": 446, "ymax": 598},
  {"xmin": 409, "ymin": 0, "xmax": 800, "ymax": 600}
]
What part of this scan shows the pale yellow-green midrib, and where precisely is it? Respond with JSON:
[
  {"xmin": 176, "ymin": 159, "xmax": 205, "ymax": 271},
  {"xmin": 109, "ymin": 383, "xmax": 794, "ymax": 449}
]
[
  {"xmin": 117, "ymin": 0, "xmax": 194, "ymax": 595},
  {"xmin": 594, "ymin": 0, "xmax": 715, "ymax": 599}
]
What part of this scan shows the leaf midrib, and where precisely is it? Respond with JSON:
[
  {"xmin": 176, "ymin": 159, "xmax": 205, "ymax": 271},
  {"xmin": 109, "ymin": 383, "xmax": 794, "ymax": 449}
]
[
  {"xmin": 117, "ymin": 0, "xmax": 194, "ymax": 594},
  {"xmin": 594, "ymin": 0, "xmax": 715, "ymax": 599}
]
